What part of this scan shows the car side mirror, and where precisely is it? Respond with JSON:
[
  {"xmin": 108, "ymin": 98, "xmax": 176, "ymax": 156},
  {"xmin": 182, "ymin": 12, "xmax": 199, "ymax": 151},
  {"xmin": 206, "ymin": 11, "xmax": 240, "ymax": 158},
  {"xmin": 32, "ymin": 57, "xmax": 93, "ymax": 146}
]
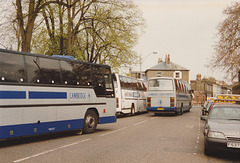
[{"xmin": 201, "ymin": 115, "xmax": 208, "ymax": 121}]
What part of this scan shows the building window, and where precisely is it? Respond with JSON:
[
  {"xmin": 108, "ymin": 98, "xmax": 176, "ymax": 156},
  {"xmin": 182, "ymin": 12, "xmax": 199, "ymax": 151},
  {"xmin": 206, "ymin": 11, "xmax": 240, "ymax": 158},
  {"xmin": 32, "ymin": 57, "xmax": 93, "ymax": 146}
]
[
  {"xmin": 157, "ymin": 72, "xmax": 162, "ymax": 77},
  {"xmin": 174, "ymin": 71, "xmax": 182, "ymax": 79}
]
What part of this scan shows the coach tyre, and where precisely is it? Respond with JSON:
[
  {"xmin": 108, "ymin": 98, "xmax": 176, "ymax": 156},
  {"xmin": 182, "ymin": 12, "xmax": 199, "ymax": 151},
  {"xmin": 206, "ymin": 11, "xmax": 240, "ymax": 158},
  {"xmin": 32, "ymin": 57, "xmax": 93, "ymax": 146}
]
[
  {"xmin": 83, "ymin": 109, "xmax": 98, "ymax": 134},
  {"xmin": 187, "ymin": 102, "xmax": 191, "ymax": 112},
  {"xmin": 179, "ymin": 104, "xmax": 183, "ymax": 115}
]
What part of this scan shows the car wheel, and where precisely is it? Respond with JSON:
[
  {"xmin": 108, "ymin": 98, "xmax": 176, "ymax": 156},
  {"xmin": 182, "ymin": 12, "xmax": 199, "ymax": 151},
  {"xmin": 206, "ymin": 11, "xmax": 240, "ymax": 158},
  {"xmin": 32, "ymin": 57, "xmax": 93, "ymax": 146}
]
[{"xmin": 204, "ymin": 145, "xmax": 212, "ymax": 156}]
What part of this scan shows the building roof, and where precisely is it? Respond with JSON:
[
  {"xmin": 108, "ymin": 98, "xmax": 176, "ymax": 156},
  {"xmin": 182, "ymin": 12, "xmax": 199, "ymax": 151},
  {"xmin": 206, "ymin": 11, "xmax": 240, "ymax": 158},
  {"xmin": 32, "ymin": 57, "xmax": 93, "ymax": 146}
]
[{"xmin": 146, "ymin": 61, "xmax": 189, "ymax": 71}]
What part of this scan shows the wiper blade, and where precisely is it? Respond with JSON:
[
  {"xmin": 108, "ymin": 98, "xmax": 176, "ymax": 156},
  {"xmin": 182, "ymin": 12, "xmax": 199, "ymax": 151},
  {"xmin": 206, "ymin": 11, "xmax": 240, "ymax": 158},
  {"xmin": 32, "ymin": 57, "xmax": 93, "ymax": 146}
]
[{"xmin": 227, "ymin": 119, "xmax": 240, "ymax": 121}]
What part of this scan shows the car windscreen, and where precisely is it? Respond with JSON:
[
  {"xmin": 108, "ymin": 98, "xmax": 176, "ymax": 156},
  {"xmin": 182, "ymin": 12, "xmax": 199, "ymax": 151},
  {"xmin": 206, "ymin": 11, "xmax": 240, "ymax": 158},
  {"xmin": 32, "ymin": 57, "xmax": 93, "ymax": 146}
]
[
  {"xmin": 209, "ymin": 106, "xmax": 240, "ymax": 120},
  {"xmin": 149, "ymin": 79, "xmax": 173, "ymax": 91}
]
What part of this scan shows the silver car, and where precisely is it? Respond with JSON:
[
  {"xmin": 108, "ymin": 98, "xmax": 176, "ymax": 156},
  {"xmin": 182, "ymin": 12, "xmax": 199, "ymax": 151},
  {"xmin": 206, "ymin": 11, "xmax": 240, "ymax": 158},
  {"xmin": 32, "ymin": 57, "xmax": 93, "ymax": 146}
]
[
  {"xmin": 201, "ymin": 100, "xmax": 214, "ymax": 116},
  {"xmin": 201, "ymin": 103, "xmax": 240, "ymax": 155}
]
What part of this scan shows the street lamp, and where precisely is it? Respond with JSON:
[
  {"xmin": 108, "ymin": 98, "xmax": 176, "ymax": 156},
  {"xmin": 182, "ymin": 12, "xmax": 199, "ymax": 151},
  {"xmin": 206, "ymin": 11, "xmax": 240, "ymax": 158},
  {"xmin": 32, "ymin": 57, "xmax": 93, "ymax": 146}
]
[{"xmin": 140, "ymin": 52, "xmax": 158, "ymax": 79}]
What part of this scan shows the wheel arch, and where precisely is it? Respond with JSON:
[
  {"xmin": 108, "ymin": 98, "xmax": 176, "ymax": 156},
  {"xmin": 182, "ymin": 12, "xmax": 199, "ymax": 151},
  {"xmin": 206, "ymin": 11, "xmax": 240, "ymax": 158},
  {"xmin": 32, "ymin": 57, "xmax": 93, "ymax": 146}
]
[
  {"xmin": 131, "ymin": 103, "xmax": 135, "ymax": 116},
  {"xmin": 85, "ymin": 107, "xmax": 99, "ymax": 123},
  {"xmin": 131, "ymin": 103, "xmax": 135, "ymax": 108}
]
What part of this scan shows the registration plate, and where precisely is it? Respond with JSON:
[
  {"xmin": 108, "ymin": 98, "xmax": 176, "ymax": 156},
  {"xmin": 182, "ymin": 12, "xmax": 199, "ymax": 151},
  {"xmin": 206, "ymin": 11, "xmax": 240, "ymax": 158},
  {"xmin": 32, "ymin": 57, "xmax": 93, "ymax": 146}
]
[
  {"xmin": 227, "ymin": 142, "xmax": 240, "ymax": 148},
  {"xmin": 157, "ymin": 108, "xmax": 164, "ymax": 110}
]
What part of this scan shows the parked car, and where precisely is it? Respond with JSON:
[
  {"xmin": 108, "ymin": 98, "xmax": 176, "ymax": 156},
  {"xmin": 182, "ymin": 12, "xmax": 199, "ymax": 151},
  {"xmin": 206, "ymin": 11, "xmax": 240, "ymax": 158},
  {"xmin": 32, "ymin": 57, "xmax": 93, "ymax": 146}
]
[
  {"xmin": 201, "ymin": 100, "xmax": 214, "ymax": 116},
  {"xmin": 201, "ymin": 94, "xmax": 240, "ymax": 155}
]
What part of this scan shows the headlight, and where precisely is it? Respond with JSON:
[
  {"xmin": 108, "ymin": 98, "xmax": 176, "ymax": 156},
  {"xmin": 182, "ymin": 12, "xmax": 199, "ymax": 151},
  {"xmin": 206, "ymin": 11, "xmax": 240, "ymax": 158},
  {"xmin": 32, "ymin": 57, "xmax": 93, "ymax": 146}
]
[{"xmin": 207, "ymin": 131, "xmax": 226, "ymax": 139}]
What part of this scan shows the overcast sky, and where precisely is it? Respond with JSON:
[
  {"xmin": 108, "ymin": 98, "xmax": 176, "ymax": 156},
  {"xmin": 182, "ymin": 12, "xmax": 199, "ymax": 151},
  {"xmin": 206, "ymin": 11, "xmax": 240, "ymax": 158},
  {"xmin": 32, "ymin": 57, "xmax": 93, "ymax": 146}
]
[{"xmin": 131, "ymin": 0, "xmax": 235, "ymax": 82}]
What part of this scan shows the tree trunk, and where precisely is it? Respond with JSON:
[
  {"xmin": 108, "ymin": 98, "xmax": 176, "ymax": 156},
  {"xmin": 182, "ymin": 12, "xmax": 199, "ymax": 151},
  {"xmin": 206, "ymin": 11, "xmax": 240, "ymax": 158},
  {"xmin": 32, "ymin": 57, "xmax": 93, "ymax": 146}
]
[
  {"xmin": 16, "ymin": 0, "xmax": 39, "ymax": 52},
  {"xmin": 59, "ymin": 0, "xmax": 64, "ymax": 55},
  {"xmin": 67, "ymin": 1, "xmax": 73, "ymax": 56}
]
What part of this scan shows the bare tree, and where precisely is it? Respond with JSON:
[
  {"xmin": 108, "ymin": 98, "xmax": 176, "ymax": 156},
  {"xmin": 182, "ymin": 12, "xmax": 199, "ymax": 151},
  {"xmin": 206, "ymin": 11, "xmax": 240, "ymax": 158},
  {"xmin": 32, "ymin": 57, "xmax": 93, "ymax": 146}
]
[
  {"xmin": 33, "ymin": 0, "xmax": 145, "ymax": 72},
  {"xmin": 16, "ymin": 0, "xmax": 42, "ymax": 52},
  {"xmin": 16, "ymin": 0, "xmax": 80, "ymax": 52},
  {"xmin": 1, "ymin": 0, "xmax": 145, "ymax": 72},
  {"xmin": 209, "ymin": 2, "xmax": 240, "ymax": 81}
]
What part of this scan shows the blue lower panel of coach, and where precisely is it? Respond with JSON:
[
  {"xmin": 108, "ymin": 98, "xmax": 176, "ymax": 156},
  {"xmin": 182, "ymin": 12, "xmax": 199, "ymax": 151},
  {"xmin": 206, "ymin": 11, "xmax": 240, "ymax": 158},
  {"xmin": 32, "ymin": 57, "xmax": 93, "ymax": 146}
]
[
  {"xmin": 147, "ymin": 107, "xmax": 177, "ymax": 112},
  {"xmin": 0, "ymin": 116, "xmax": 116, "ymax": 139}
]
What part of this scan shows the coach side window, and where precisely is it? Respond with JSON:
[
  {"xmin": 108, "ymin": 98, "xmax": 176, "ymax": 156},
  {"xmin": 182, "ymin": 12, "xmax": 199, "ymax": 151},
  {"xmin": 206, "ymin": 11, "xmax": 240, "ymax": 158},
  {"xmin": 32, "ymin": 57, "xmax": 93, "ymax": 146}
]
[
  {"xmin": 92, "ymin": 65, "xmax": 105, "ymax": 96},
  {"xmin": 137, "ymin": 82, "xmax": 142, "ymax": 90},
  {"xmin": 0, "ymin": 52, "xmax": 25, "ymax": 83},
  {"xmin": 39, "ymin": 58, "xmax": 61, "ymax": 84},
  {"xmin": 120, "ymin": 76, "xmax": 125, "ymax": 88},
  {"xmin": 60, "ymin": 61, "xmax": 78, "ymax": 85},
  {"xmin": 142, "ymin": 82, "xmax": 147, "ymax": 91},
  {"xmin": 177, "ymin": 80, "xmax": 182, "ymax": 93},
  {"xmin": 175, "ymin": 79, "xmax": 179, "ymax": 92},
  {"xmin": 104, "ymin": 68, "xmax": 114, "ymax": 97},
  {"xmin": 25, "ymin": 56, "xmax": 40, "ymax": 83},
  {"xmin": 25, "ymin": 56, "xmax": 61, "ymax": 84},
  {"xmin": 73, "ymin": 63, "xmax": 91, "ymax": 86}
]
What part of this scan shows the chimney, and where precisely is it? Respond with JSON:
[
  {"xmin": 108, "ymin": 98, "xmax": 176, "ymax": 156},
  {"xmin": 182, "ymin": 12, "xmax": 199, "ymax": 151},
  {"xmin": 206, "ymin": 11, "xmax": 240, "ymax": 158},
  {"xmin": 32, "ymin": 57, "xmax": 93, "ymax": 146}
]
[
  {"xmin": 158, "ymin": 58, "xmax": 162, "ymax": 64},
  {"xmin": 129, "ymin": 68, "xmax": 132, "ymax": 77},
  {"xmin": 165, "ymin": 54, "xmax": 170, "ymax": 64},
  {"xmin": 196, "ymin": 74, "xmax": 201, "ymax": 81},
  {"xmin": 165, "ymin": 55, "xmax": 168, "ymax": 64}
]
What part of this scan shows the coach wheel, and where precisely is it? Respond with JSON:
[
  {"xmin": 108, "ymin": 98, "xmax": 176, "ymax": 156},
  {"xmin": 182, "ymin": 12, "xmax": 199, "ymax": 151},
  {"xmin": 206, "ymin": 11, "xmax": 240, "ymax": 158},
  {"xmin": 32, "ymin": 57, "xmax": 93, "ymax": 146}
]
[
  {"xmin": 131, "ymin": 104, "xmax": 135, "ymax": 116},
  {"xmin": 179, "ymin": 105, "xmax": 183, "ymax": 115},
  {"xmin": 187, "ymin": 102, "xmax": 191, "ymax": 112},
  {"xmin": 83, "ymin": 110, "xmax": 98, "ymax": 134}
]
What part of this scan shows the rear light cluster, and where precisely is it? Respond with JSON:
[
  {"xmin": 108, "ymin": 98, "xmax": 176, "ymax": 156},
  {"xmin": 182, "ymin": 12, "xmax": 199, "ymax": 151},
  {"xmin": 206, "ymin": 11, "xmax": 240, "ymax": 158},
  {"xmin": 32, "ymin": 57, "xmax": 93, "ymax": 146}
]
[
  {"xmin": 170, "ymin": 97, "xmax": 175, "ymax": 107},
  {"xmin": 116, "ymin": 98, "xmax": 119, "ymax": 108},
  {"xmin": 147, "ymin": 97, "xmax": 151, "ymax": 107}
]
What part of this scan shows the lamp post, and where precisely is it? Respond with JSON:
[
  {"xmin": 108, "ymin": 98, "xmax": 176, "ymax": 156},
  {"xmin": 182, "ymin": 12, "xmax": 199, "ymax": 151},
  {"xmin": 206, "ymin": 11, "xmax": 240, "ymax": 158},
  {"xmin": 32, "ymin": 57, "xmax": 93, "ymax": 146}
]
[{"xmin": 140, "ymin": 52, "xmax": 158, "ymax": 79}]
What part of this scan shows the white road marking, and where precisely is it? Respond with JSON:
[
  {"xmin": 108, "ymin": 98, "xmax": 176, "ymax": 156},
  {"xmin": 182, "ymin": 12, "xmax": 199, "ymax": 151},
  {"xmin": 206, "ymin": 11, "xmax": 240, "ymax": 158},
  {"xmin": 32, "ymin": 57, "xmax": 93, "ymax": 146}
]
[
  {"xmin": 99, "ymin": 127, "xmax": 128, "ymax": 137},
  {"xmin": 13, "ymin": 139, "xmax": 91, "ymax": 163},
  {"xmin": 14, "ymin": 120, "xmax": 147, "ymax": 162},
  {"xmin": 150, "ymin": 117, "xmax": 157, "ymax": 120},
  {"xmin": 133, "ymin": 120, "xmax": 148, "ymax": 126},
  {"xmin": 194, "ymin": 116, "xmax": 201, "ymax": 151},
  {"xmin": 185, "ymin": 125, "xmax": 194, "ymax": 128}
]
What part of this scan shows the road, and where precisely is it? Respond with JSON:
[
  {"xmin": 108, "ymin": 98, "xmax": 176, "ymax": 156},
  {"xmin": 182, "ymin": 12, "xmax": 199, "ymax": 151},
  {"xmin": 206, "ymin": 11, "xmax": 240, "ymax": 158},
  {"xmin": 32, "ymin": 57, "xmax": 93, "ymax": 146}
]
[{"xmin": 0, "ymin": 106, "xmax": 239, "ymax": 163}]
